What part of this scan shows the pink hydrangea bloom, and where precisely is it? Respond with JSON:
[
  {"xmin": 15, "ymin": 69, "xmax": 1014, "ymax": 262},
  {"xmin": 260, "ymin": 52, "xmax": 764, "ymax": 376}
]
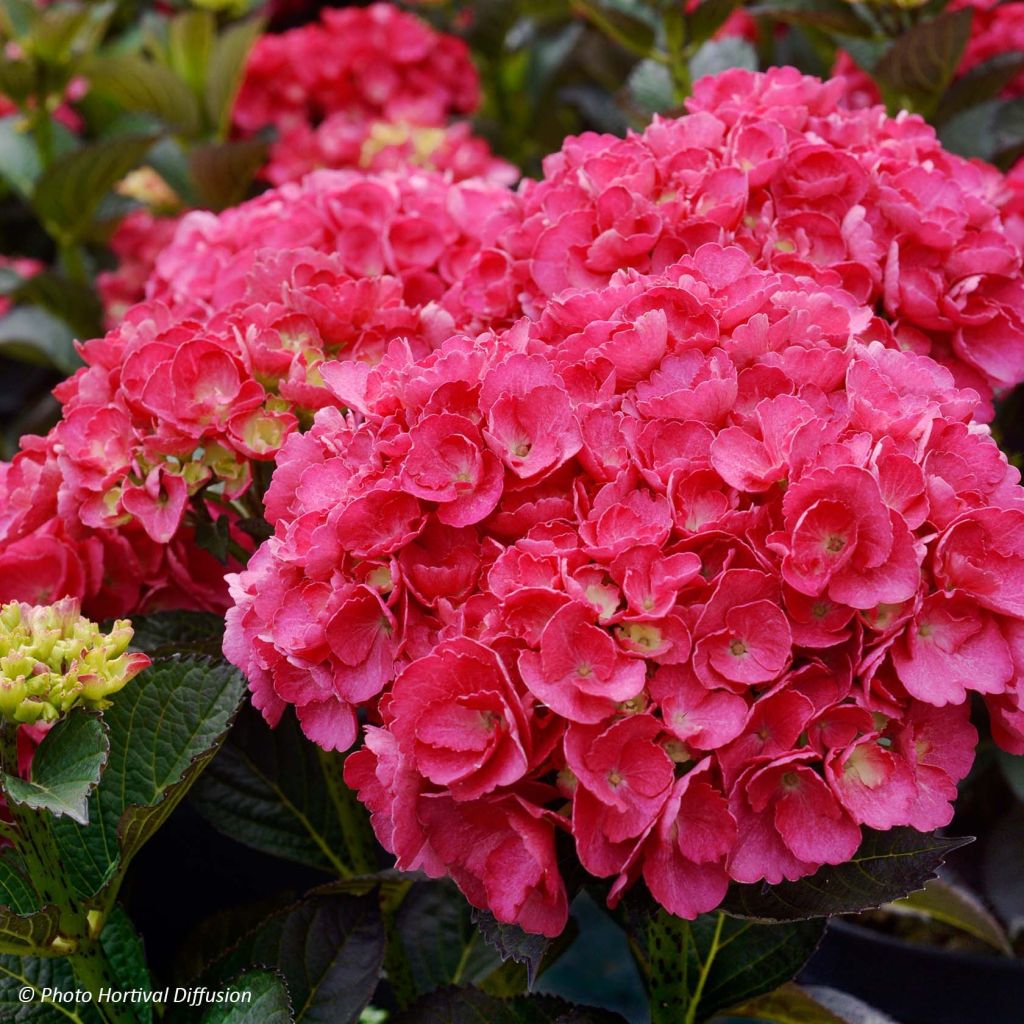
[
  {"xmin": 491, "ymin": 66, "xmax": 1024, "ymax": 417},
  {"xmin": 234, "ymin": 4, "xmax": 514, "ymax": 187},
  {"xmin": 226, "ymin": 233, "xmax": 1024, "ymax": 935},
  {"xmin": 0, "ymin": 169, "xmax": 520, "ymax": 619}
]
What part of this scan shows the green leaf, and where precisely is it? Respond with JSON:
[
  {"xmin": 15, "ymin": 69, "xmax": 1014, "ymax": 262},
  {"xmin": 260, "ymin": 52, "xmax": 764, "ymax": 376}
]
[
  {"xmin": 187, "ymin": 139, "xmax": 267, "ymax": 211},
  {"xmin": 0, "ymin": 851, "xmax": 61, "ymax": 957},
  {"xmin": 29, "ymin": 3, "xmax": 115, "ymax": 64},
  {"xmin": 720, "ymin": 983, "xmax": 852, "ymax": 1023},
  {"xmin": 129, "ymin": 610, "xmax": 225, "ymax": 657},
  {"xmin": 998, "ymin": 749, "xmax": 1024, "ymax": 805},
  {"xmin": 83, "ymin": 56, "xmax": 202, "ymax": 136},
  {"xmin": 627, "ymin": 59, "xmax": 676, "ymax": 114},
  {"xmin": 49, "ymin": 652, "xmax": 247, "ymax": 899},
  {"xmin": 720, "ymin": 828, "xmax": 971, "ymax": 922},
  {"xmin": 874, "ymin": 8, "xmax": 973, "ymax": 116},
  {"xmin": 168, "ymin": 10, "xmax": 216, "ymax": 97},
  {"xmin": 396, "ymin": 881, "xmax": 502, "ymax": 995},
  {"xmin": 204, "ymin": 17, "xmax": 265, "ymax": 139},
  {"xmin": 936, "ymin": 52, "xmax": 1024, "ymax": 123},
  {"xmin": 201, "ymin": 894, "xmax": 385, "ymax": 1024},
  {"xmin": 691, "ymin": 38, "xmax": 758, "ymax": 81},
  {"xmin": 571, "ymin": 1, "xmax": 657, "ymax": 59},
  {"xmin": 0, "ymin": 115, "xmax": 41, "ymax": 198},
  {"xmin": 101, "ymin": 905, "xmax": 153, "ymax": 1024},
  {"xmin": 201, "ymin": 970, "xmax": 293, "ymax": 1024},
  {"xmin": 621, "ymin": 905, "xmax": 825, "ymax": 1024},
  {"xmin": 14, "ymin": 271, "xmax": 104, "ymax": 343},
  {"xmin": 392, "ymin": 987, "xmax": 629, "ymax": 1024},
  {"xmin": 191, "ymin": 705, "xmax": 360, "ymax": 875},
  {"xmin": 0, "ymin": 952, "xmax": 104, "ymax": 1023},
  {"xmin": 4, "ymin": 711, "xmax": 109, "ymax": 825},
  {"xmin": 938, "ymin": 97, "xmax": 1001, "ymax": 160},
  {"xmin": 33, "ymin": 135, "xmax": 157, "ymax": 242},
  {"xmin": 747, "ymin": 0, "xmax": 873, "ymax": 38},
  {"xmin": 993, "ymin": 96, "xmax": 1024, "ymax": 166},
  {"xmin": 473, "ymin": 909, "xmax": 553, "ymax": 988},
  {"xmin": 687, "ymin": 0, "xmax": 741, "ymax": 48},
  {"xmin": 887, "ymin": 878, "xmax": 1013, "ymax": 955},
  {"xmin": 0, "ymin": 306, "xmax": 80, "ymax": 374}
]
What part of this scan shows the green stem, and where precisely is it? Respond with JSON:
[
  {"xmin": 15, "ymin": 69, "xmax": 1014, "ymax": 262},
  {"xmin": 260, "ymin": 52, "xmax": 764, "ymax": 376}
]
[
  {"xmin": 0, "ymin": 725, "xmax": 131, "ymax": 1024},
  {"xmin": 317, "ymin": 748, "xmax": 378, "ymax": 877},
  {"xmin": 683, "ymin": 912, "xmax": 725, "ymax": 1024}
]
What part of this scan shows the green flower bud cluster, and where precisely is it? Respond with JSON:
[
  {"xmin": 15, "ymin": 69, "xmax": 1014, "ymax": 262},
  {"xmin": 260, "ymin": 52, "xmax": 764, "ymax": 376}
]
[{"xmin": 0, "ymin": 599, "xmax": 150, "ymax": 723}]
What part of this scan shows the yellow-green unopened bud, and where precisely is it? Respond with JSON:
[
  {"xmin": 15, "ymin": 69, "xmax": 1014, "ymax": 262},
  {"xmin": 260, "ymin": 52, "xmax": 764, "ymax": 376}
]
[{"xmin": 0, "ymin": 599, "xmax": 150, "ymax": 723}]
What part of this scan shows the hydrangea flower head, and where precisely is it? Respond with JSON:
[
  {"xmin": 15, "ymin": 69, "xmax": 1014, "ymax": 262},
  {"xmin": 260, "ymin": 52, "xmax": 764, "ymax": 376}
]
[
  {"xmin": 0, "ymin": 599, "xmax": 149, "ymax": 722},
  {"xmin": 225, "ymin": 233, "xmax": 1024, "ymax": 936},
  {"xmin": 496, "ymin": 66, "xmax": 1024, "ymax": 417},
  {"xmin": 0, "ymin": 169, "xmax": 521, "ymax": 619}
]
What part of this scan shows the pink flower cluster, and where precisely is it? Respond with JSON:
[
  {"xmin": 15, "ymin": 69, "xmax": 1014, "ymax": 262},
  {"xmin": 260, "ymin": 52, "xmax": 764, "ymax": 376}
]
[
  {"xmin": 836, "ymin": 0, "xmax": 1024, "ymax": 110},
  {"xmin": 0, "ymin": 169, "xmax": 519, "ymax": 618},
  {"xmin": 224, "ymin": 234, "xmax": 1024, "ymax": 938},
  {"xmin": 233, "ymin": 3, "xmax": 514, "ymax": 188},
  {"xmin": 492, "ymin": 66, "xmax": 1024, "ymax": 419},
  {"xmin": 99, "ymin": 4, "xmax": 513, "ymax": 325}
]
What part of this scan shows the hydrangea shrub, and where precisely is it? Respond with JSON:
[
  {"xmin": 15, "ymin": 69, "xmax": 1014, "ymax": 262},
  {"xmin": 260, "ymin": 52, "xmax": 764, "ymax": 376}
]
[{"xmin": 216, "ymin": 66, "xmax": 1024, "ymax": 941}]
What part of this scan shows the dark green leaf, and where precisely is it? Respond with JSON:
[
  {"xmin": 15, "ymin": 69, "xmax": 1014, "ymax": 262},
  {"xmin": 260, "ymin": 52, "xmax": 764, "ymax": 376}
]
[
  {"xmin": 191, "ymin": 705, "xmax": 361, "ymax": 875},
  {"xmin": 993, "ymin": 96, "xmax": 1024, "ymax": 166},
  {"xmin": 201, "ymin": 970, "xmax": 292, "ymax": 1024},
  {"xmin": 202, "ymin": 894, "xmax": 384, "ymax": 1024},
  {"xmin": 33, "ymin": 135, "xmax": 157, "ymax": 242},
  {"xmin": 4, "ymin": 711, "xmax": 108, "ymax": 825},
  {"xmin": 129, "ymin": 610, "xmax": 225, "ymax": 657},
  {"xmin": 720, "ymin": 829, "xmax": 971, "ymax": 922},
  {"xmin": 188, "ymin": 139, "xmax": 268, "ymax": 212},
  {"xmin": 747, "ymin": 0, "xmax": 873, "ymax": 38},
  {"xmin": 84, "ymin": 55, "xmax": 201, "ymax": 136},
  {"xmin": 397, "ymin": 881, "xmax": 502, "ymax": 995},
  {"xmin": 571, "ymin": 1, "xmax": 657, "ymax": 58},
  {"xmin": 194, "ymin": 513, "xmax": 232, "ymax": 565},
  {"xmin": 49, "ymin": 652, "xmax": 246, "ymax": 899},
  {"xmin": 874, "ymin": 8, "xmax": 973, "ymax": 116},
  {"xmin": 473, "ymin": 909, "xmax": 553, "ymax": 988},
  {"xmin": 204, "ymin": 17, "xmax": 265, "ymax": 139},
  {"xmin": 0, "ymin": 306, "xmax": 80, "ymax": 374},
  {"xmin": 101, "ymin": 905, "xmax": 153, "ymax": 1024},
  {"xmin": 936, "ymin": 52, "xmax": 1024, "ymax": 123},
  {"xmin": 687, "ymin": 0, "xmax": 741, "ymax": 48},
  {"xmin": 14, "ymin": 272, "xmax": 103, "ymax": 343},
  {"xmin": 393, "ymin": 987, "xmax": 630, "ymax": 1024},
  {"xmin": 938, "ymin": 97, "xmax": 1001, "ymax": 160},
  {"xmin": 621, "ymin": 904, "xmax": 824, "ymax": 1024},
  {"xmin": 0, "ymin": 952, "xmax": 104, "ymax": 1023}
]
